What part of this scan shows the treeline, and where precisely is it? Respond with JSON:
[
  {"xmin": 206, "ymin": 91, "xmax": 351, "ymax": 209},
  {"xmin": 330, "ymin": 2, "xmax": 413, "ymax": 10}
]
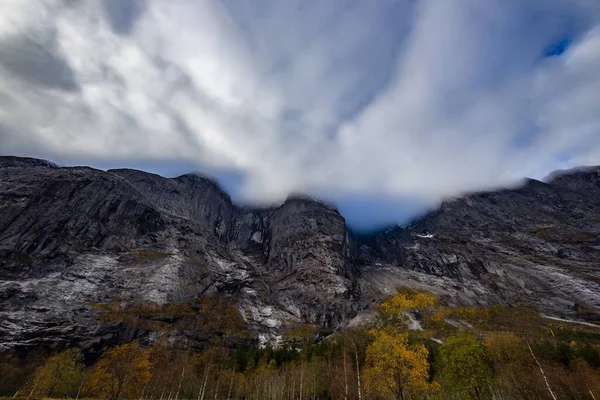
[{"xmin": 2, "ymin": 292, "xmax": 600, "ymax": 399}]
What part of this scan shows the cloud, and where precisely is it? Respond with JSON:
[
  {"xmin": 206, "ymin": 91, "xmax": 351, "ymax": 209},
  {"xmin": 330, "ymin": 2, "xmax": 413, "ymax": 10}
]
[
  {"xmin": 0, "ymin": 33, "xmax": 79, "ymax": 91},
  {"xmin": 102, "ymin": 0, "xmax": 146, "ymax": 35},
  {"xmin": 310, "ymin": 0, "xmax": 600, "ymax": 200},
  {"xmin": 0, "ymin": 0, "xmax": 599, "ymax": 229}
]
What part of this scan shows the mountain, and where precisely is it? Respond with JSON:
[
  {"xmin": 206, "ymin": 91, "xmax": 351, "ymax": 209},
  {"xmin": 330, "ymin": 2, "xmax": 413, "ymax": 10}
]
[{"xmin": 1, "ymin": 157, "xmax": 599, "ymax": 354}]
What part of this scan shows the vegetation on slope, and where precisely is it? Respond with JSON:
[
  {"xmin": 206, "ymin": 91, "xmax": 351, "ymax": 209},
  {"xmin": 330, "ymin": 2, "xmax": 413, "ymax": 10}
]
[{"xmin": 2, "ymin": 290, "xmax": 600, "ymax": 399}]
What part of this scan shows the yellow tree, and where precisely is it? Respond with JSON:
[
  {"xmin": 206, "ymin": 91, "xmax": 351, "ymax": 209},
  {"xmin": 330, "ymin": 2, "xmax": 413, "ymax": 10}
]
[
  {"xmin": 380, "ymin": 292, "xmax": 437, "ymax": 314},
  {"xmin": 364, "ymin": 328, "xmax": 438, "ymax": 400},
  {"xmin": 86, "ymin": 341, "xmax": 151, "ymax": 400},
  {"xmin": 378, "ymin": 292, "xmax": 437, "ymax": 329},
  {"xmin": 26, "ymin": 348, "xmax": 84, "ymax": 398}
]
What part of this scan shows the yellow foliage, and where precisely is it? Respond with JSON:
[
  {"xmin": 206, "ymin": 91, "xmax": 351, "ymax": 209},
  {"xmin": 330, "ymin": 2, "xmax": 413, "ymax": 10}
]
[
  {"xmin": 484, "ymin": 332, "xmax": 527, "ymax": 366},
  {"xmin": 378, "ymin": 291, "xmax": 437, "ymax": 330},
  {"xmin": 364, "ymin": 328, "xmax": 439, "ymax": 399},
  {"xmin": 380, "ymin": 292, "xmax": 437, "ymax": 315},
  {"xmin": 412, "ymin": 292, "xmax": 438, "ymax": 309},
  {"xmin": 430, "ymin": 309, "xmax": 448, "ymax": 324},
  {"xmin": 85, "ymin": 342, "xmax": 151, "ymax": 400}
]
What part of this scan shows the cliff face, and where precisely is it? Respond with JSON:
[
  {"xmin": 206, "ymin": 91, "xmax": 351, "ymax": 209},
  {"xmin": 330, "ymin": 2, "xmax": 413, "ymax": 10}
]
[
  {"xmin": 0, "ymin": 157, "xmax": 356, "ymax": 352},
  {"xmin": 360, "ymin": 170, "xmax": 600, "ymax": 318},
  {"xmin": 1, "ymin": 157, "xmax": 599, "ymax": 352}
]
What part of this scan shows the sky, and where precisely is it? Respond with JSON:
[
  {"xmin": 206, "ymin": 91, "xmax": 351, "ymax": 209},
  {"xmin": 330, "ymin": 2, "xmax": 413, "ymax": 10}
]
[{"xmin": 0, "ymin": 0, "xmax": 600, "ymax": 230}]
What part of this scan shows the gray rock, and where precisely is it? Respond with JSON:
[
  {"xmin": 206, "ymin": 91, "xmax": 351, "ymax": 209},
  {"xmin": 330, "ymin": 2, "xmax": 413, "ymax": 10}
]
[
  {"xmin": 362, "ymin": 172, "xmax": 600, "ymax": 315},
  {"xmin": 1, "ymin": 157, "xmax": 599, "ymax": 352},
  {"xmin": 0, "ymin": 158, "xmax": 356, "ymax": 351}
]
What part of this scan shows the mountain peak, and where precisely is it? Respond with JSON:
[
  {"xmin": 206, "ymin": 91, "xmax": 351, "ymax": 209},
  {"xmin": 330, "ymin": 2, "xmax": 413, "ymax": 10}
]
[{"xmin": 0, "ymin": 155, "xmax": 57, "ymax": 169}]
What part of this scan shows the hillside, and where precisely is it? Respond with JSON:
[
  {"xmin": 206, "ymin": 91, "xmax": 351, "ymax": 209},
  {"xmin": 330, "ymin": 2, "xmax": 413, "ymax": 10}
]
[{"xmin": 1, "ymin": 157, "xmax": 600, "ymax": 354}]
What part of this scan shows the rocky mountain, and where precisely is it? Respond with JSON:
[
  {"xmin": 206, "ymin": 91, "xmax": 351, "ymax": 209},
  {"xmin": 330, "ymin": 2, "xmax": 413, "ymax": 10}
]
[{"xmin": 1, "ymin": 156, "xmax": 599, "ymax": 354}]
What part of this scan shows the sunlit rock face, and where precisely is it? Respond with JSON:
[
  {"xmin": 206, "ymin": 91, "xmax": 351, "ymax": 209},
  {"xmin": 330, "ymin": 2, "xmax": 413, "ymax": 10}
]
[{"xmin": 1, "ymin": 157, "xmax": 599, "ymax": 352}]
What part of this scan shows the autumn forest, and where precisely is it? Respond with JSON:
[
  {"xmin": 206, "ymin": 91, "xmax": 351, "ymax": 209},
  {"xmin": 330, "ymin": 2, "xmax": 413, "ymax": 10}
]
[{"xmin": 2, "ymin": 291, "xmax": 600, "ymax": 400}]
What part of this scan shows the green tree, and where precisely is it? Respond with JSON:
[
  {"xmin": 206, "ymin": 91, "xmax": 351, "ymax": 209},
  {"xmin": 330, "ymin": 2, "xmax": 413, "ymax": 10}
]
[
  {"xmin": 27, "ymin": 348, "xmax": 84, "ymax": 398},
  {"xmin": 0, "ymin": 359, "xmax": 28, "ymax": 397},
  {"xmin": 438, "ymin": 334, "xmax": 491, "ymax": 399}
]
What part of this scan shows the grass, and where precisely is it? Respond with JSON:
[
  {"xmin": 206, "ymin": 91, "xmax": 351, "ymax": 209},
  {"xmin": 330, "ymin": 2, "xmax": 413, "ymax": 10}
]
[
  {"xmin": 91, "ymin": 296, "xmax": 250, "ymax": 339},
  {"xmin": 576, "ymin": 303, "xmax": 600, "ymax": 318},
  {"xmin": 120, "ymin": 249, "xmax": 170, "ymax": 264},
  {"xmin": 184, "ymin": 257, "xmax": 208, "ymax": 268},
  {"xmin": 424, "ymin": 305, "xmax": 600, "ymax": 347},
  {"xmin": 91, "ymin": 301, "xmax": 195, "ymax": 330},
  {"xmin": 529, "ymin": 226, "xmax": 598, "ymax": 243},
  {"xmin": 285, "ymin": 323, "xmax": 326, "ymax": 341}
]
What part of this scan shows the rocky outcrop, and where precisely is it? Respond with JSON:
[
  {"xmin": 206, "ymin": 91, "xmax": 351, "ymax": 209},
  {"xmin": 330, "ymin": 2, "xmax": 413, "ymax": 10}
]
[
  {"xmin": 358, "ymin": 172, "xmax": 600, "ymax": 318},
  {"xmin": 0, "ymin": 158, "xmax": 356, "ymax": 352},
  {"xmin": 1, "ymin": 157, "xmax": 599, "ymax": 353}
]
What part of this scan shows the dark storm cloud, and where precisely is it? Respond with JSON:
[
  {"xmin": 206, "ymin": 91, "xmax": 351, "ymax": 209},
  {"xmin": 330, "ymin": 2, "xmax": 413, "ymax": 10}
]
[
  {"xmin": 0, "ymin": 34, "xmax": 79, "ymax": 92},
  {"xmin": 102, "ymin": 0, "xmax": 146, "ymax": 35}
]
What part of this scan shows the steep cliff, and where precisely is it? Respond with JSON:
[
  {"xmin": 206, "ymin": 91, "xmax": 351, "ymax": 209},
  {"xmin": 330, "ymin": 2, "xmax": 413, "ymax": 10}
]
[
  {"xmin": 359, "ymin": 170, "xmax": 600, "ymax": 318},
  {"xmin": 1, "ymin": 157, "xmax": 599, "ymax": 353},
  {"xmin": 0, "ymin": 157, "xmax": 356, "ymax": 352}
]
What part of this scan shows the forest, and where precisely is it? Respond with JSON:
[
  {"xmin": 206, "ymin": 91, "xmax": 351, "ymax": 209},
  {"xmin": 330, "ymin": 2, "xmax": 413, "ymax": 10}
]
[{"xmin": 1, "ymin": 291, "xmax": 600, "ymax": 400}]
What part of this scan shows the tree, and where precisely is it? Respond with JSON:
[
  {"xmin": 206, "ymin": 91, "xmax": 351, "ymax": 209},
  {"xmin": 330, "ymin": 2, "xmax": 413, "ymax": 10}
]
[
  {"xmin": 484, "ymin": 332, "xmax": 548, "ymax": 399},
  {"xmin": 0, "ymin": 350, "xmax": 34, "ymax": 397},
  {"xmin": 380, "ymin": 292, "xmax": 437, "ymax": 315},
  {"xmin": 569, "ymin": 358, "xmax": 600, "ymax": 400},
  {"xmin": 364, "ymin": 328, "xmax": 438, "ymax": 400},
  {"xmin": 344, "ymin": 328, "xmax": 371, "ymax": 400},
  {"xmin": 27, "ymin": 348, "xmax": 84, "ymax": 398},
  {"xmin": 86, "ymin": 341, "xmax": 151, "ymax": 400},
  {"xmin": 438, "ymin": 334, "xmax": 491, "ymax": 400},
  {"xmin": 378, "ymin": 292, "xmax": 437, "ymax": 329}
]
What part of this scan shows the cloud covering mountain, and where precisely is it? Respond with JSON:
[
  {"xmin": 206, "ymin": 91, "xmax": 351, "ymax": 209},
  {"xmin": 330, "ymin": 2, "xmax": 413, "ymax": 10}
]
[{"xmin": 1, "ymin": 0, "xmax": 599, "ymax": 228}]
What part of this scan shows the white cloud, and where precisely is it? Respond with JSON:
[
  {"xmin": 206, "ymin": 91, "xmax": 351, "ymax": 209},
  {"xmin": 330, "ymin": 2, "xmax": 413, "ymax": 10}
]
[{"xmin": 0, "ymin": 0, "xmax": 599, "ymax": 221}]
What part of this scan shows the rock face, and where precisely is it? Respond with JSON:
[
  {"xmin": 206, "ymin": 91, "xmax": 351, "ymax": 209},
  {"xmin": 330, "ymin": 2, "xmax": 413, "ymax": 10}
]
[
  {"xmin": 0, "ymin": 157, "xmax": 355, "ymax": 352},
  {"xmin": 358, "ymin": 171, "xmax": 600, "ymax": 318},
  {"xmin": 1, "ymin": 157, "xmax": 599, "ymax": 352}
]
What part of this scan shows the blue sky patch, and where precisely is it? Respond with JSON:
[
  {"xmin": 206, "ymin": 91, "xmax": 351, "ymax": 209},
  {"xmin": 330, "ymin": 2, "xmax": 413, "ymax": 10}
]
[{"xmin": 543, "ymin": 37, "xmax": 572, "ymax": 57}]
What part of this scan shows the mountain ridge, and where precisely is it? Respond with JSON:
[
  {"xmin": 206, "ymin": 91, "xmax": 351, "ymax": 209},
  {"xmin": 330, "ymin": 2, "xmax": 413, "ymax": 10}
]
[{"xmin": 1, "ymin": 156, "xmax": 599, "ymax": 354}]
